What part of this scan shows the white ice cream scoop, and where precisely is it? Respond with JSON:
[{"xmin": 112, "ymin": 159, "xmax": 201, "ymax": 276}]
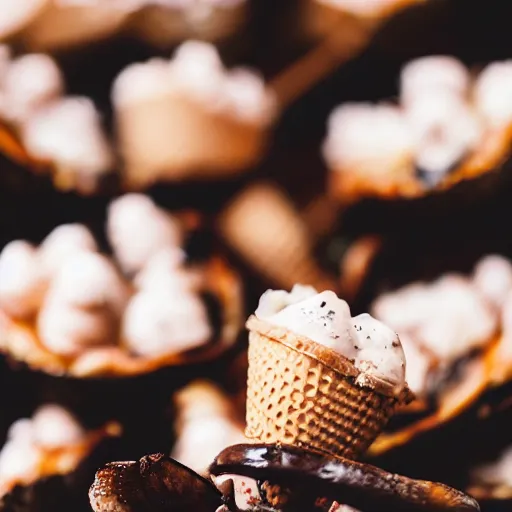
[
  {"xmin": 400, "ymin": 55, "xmax": 470, "ymax": 106},
  {"xmin": 259, "ymin": 289, "xmax": 357, "ymax": 355},
  {"xmin": 32, "ymin": 404, "xmax": 85, "ymax": 450},
  {"xmin": 323, "ymin": 103, "xmax": 414, "ymax": 174},
  {"xmin": 474, "ymin": 60, "xmax": 512, "ymax": 127},
  {"xmin": 46, "ymin": 251, "xmax": 128, "ymax": 314},
  {"xmin": 37, "ymin": 252, "xmax": 128, "ymax": 356},
  {"xmin": 134, "ymin": 247, "xmax": 199, "ymax": 293},
  {"xmin": 352, "ymin": 313, "xmax": 405, "ymax": 386},
  {"xmin": 2, "ymin": 53, "xmax": 64, "ymax": 126},
  {"xmin": 0, "ymin": 438, "xmax": 42, "ymax": 488},
  {"xmin": 473, "ymin": 254, "xmax": 512, "ymax": 310},
  {"xmin": 21, "ymin": 97, "xmax": 114, "ymax": 189},
  {"xmin": 255, "ymin": 283, "xmax": 318, "ymax": 318},
  {"xmin": 405, "ymin": 93, "xmax": 482, "ymax": 178},
  {"xmin": 256, "ymin": 287, "xmax": 407, "ymax": 386},
  {"xmin": 38, "ymin": 300, "xmax": 118, "ymax": 357},
  {"xmin": 169, "ymin": 39, "xmax": 226, "ymax": 107},
  {"xmin": 0, "ymin": 240, "xmax": 46, "ymax": 319},
  {"xmin": 39, "ymin": 223, "xmax": 98, "ymax": 279},
  {"xmin": 122, "ymin": 288, "xmax": 211, "ymax": 357},
  {"xmin": 107, "ymin": 194, "xmax": 183, "ymax": 275}
]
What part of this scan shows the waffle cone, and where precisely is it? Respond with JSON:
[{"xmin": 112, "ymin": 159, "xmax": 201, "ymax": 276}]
[
  {"xmin": 118, "ymin": 94, "xmax": 266, "ymax": 188},
  {"xmin": 245, "ymin": 316, "xmax": 413, "ymax": 460},
  {"xmin": 219, "ymin": 182, "xmax": 337, "ymax": 292}
]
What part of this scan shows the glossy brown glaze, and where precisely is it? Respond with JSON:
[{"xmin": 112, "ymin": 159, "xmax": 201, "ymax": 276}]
[{"xmin": 210, "ymin": 444, "xmax": 480, "ymax": 512}]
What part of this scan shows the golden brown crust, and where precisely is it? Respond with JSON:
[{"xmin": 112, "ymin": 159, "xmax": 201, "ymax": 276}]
[
  {"xmin": 0, "ymin": 121, "xmax": 111, "ymax": 195},
  {"xmin": 369, "ymin": 335, "xmax": 504, "ymax": 455},
  {"xmin": 0, "ymin": 122, "xmax": 47, "ymax": 172},
  {"xmin": 329, "ymin": 124, "xmax": 512, "ymax": 203},
  {"xmin": 0, "ymin": 256, "xmax": 242, "ymax": 378}
]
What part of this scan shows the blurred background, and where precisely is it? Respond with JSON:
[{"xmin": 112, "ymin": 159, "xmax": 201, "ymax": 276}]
[{"xmin": 0, "ymin": 0, "xmax": 511, "ymax": 510}]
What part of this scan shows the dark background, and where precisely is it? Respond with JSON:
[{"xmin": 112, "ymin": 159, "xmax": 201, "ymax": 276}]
[{"xmin": 1, "ymin": 1, "xmax": 512, "ymax": 510}]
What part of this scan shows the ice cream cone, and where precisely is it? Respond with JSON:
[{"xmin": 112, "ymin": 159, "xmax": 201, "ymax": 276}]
[
  {"xmin": 245, "ymin": 315, "xmax": 413, "ymax": 460},
  {"xmin": 113, "ymin": 43, "xmax": 275, "ymax": 188},
  {"xmin": 118, "ymin": 94, "xmax": 265, "ymax": 188},
  {"xmin": 218, "ymin": 183, "xmax": 338, "ymax": 292}
]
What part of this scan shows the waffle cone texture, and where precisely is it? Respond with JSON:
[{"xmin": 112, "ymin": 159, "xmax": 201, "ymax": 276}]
[{"xmin": 245, "ymin": 316, "xmax": 413, "ymax": 460}]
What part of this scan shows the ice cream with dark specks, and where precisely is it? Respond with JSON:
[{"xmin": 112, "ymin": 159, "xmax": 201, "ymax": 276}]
[{"xmin": 255, "ymin": 285, "xmax": 406, "ymax": 388}]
